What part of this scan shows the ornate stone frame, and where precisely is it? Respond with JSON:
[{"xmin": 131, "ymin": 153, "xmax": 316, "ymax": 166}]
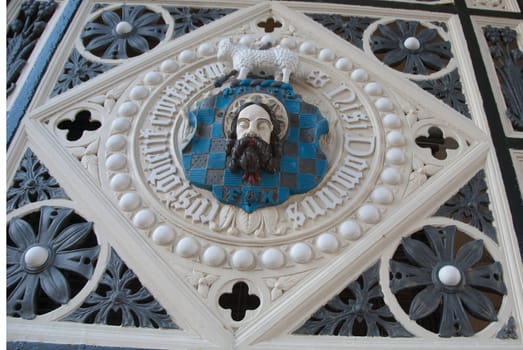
[{"xmin": 7, "ymin": 1, "xmax": 523, "ymax": 349}]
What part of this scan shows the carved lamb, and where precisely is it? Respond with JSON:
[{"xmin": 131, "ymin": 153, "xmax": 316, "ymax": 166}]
[{"xmin": 217, "ymin": 38, "xmax": 299, "ymax": 83}]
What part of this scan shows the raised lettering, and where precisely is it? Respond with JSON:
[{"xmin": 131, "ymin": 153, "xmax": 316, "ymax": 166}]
[
  {"xmin": 147, "ymin": 163, "xmax": 181, "ymax": 192},
  {"xmin": 286, "ymin": 202, "xmax": 306, "ymax": 228},
  {"xmin": 204, "ymin": 62, "xmax": 225, "ymax": 79},
  {"xmin": 261, "ymin": 191, "xmax": 276, "ymax": 204},
  {"xmin": 341, "ymin": 111, "xmax": 369, "ymax": 129},
  {"xmin": 183, "ymin": 72, "xmax": 205, "ymax": 88},
  {"xmin": 200, "ymin": 200, "xmax": 219, "ymax": 223},
  {"xmin": 175, "ymin": 80, "xmax": 197, "ymax": 95},
  {"xmin": 344, "ymin": 135, "xmax": 376, "ymax": 157},
  {"xmin": 315, "ymin": 187, "xmax": 342, "ymax": 209},
  {"xmin": 165, "ymin": 86, "xmax": 187, "ymax": 100},
  {"xmin": 185, "ymin": 198, "xmax": 209, "ymax": 222},
  {"xmin": 301, "ymin": 196, "xmax": 326, "ymax": 219},
  {"xmin": 173, "ymin": 189, "xmax": 199, "ymax": 209}
]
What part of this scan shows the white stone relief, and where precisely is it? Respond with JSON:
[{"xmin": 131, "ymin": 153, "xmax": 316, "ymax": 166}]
[
  {"xmin": 16, "ymin": 3, "xmax": 506, "ymax": 346},
  {"xmin": 26, "ymin": 5, "xmax": 472, "ymax": 335},
  {"xmin": 265, "ymin": 273, "xmax": 308, "ymax": 301},
  {"xmin": 209, "ymin": 206, "xmax": 289, "ymax": 237},
  {"xmin": 100, "ymin": 33, "xmax": 419, "ymax": 275},
  {"xmin": 187, "ymin": 271, "xmax": 219, "ymax": 299},
  {"xmin": 306, "ymin": 69, "xmax": 331, "ymax": 88},
  {"xmin": 217, "ymin": 37, "xmax": 299, "ymax": 82}
]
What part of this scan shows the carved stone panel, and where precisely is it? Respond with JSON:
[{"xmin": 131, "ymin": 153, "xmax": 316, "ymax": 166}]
[{"xmin": 7, "ymin": 2, "xmax": 523, "ymax": 349}]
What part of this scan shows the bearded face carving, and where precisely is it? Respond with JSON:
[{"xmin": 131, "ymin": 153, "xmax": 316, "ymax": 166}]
[{"xmin": 226, "ymin": 103, "xmax": 282, "ymax": 185}]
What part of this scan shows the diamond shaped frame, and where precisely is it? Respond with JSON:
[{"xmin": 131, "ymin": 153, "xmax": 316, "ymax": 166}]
[{"xmin": 9, "ymin": 2, "xmax": 521, "ymax": 349}]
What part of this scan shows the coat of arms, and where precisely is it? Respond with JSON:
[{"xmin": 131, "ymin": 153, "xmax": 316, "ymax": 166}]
[{"xmin": 181, "ymin": 72, "xmax": 329, "ymax": 212}]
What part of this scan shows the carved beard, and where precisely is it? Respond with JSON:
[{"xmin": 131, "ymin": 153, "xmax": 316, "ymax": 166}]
[{"xmin": 227, "ymin": 137, "xmax": 275, "ymax": 185}]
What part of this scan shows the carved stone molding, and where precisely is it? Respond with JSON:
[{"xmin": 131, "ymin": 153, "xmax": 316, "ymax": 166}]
[{"xmin": 7, "ymin": 2, "xmax": 523, "ymax": 349}]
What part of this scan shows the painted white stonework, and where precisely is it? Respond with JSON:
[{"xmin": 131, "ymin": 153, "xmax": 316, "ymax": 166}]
[{"xmin": 6, "ymin": 1, "xmax": 523, "ymax": 350}]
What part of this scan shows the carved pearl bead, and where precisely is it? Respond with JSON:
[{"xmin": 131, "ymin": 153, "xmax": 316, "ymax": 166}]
[
  {"xmin": 132, "ymin": 209, "xmax": 156, "ymax": 229},
  {"xmin": 375, "ymin": 97, "xmax": 394, "ymax": 112},
  {"xmin": 176, "ymin": 237, "xmax": 200, "ymax": 258},
  {"xmin": 239, "ymin": 35, "xmax": 255, "ymax": 47},
  {"xmin": 115, "ymin": 21, "xmax": 133, "ymax": 35},
  {"xmin": 110, "ymin": 173, "xmax": 132, "ymax": 191},
  {"xmin": 231, "ymin": 249, "xmax": 255, "ymax": 270},
  {"xmin": 106, "ymin": 154, "xmax": 127, "ymax": 171},
  {"xmin": 119, "ymin": 192, "xmax": 142, "ymax": 212},
  {"xmin": 319, "ymin": 48, "xmax": 335, "ymax": 61},
  {"xmin": 152, "ymin": 225, "xmax": 176, "ymax": 246},
  {"xmin": 299, "ymin": 41, "xmax": 317, "ymax": 55},
  {"xmin": 261, "ymin": 34, "xmax": 276, "ymax": 46},
  {"xmin": 290, "ymin": 243, "xmax": 313, "ymax": 264},
  {"xmin": 364, "ymin": 82, "xmax": 383, "ymax": 96},
  {"xmin": 179, "ymin": 50, "xmax": 197, "ymax": 63},
  {"xmin": 386, "ymin": 131, "xmax": 406, "ymax": 146},
  {"xmin": 106, "ymin": 135, "xmax": 126, "ymax": 152},
  {"xmin": 111, "ymin": 118, "xmax": 131, "ymax": 133},
  {"xmin": 24, "ymin": 246, "xmax": 49, "ymax": 269},
  {"xmin": 261, "ymin": 248, "xmax": 285, "ymax": 269},
  {"xmin": 335, "ymin": 58, "xmax": 352, "ymax": 71},
  {"xmin": 130, "ymin": 86, "xmax": 149, "ymax": 100},
  {"xmin": 351, "ymin": 68, "xmax": 368, "ymax": 82},
  {"xmin": 118, "ymin": 102, "xmax": 139, "ymax": 117},
  {"xmin": 144, "ymin": 71, "xmax": 163, "ymax": 85},
  {"xmin": 371, "ymin": 186, "xmax": 394, "ymax": 204},
  {"xmin": 280, "ymin": 37, "xmax": 297, "ymax": 49},
  {"xmin": 404, "ymin": 36, "xmax": 421, "ymax": 51},
  {"xmin": 386, "ymin": 148, "xmax": 406, "ymax": 165},
  {"xmin": 357, "ymin": 204, "xmax": 381, "ymax": 224},
  {"xmin": 160, "ymin": 59, "xmax": 178, "ymax": 73},
  {"xmin": 383, "ymin": 114, "xmax": 402, "ymax": 129},
  {"xmin": 339, "ymin": 220, "xmax": 361, "ymax": 240},
  {"xmin": 381, "ymin": 167, "xmax": 401, "ymax": 185},
  {"xmin": 202, "ymin": 246, "xmax": 226, "ymax": 267},
  {"xmin": 438, "ymin": 265, "xmax": 462, "ymax": 286},
  {"xmin": 198, "ymin": 43, "xmax": 215, "ymax": 56},
  {"xmin": 316, "ymin": 233, "xmax": 339, "ymax": 253}
]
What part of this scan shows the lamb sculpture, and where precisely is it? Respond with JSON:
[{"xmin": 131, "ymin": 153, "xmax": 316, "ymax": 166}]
[{"xmin": 217, "ymin": 37, "xmax": 299, "ymax": 83}]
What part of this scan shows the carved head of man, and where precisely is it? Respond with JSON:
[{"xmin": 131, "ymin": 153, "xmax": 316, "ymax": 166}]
[
  {"xmin": 236, "ymin": 104, "xmax": 274, "ymax": 144},
  {"xmin": 226, "ymin": 103, "xmax": 282, "ymax": 185}
]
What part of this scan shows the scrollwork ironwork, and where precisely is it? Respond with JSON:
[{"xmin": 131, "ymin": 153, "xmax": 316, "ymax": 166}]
[
  {"xmin": 7, "ymin": 0, "xmax": 57, "ymax": 96},
  {"xmin": 436, "ymin": 170, "xmax": 496, "ymax": 241},
  {"xmin": 51, "ymin": 49, "xmax": 113, "ymax": 97},
  {"xmin": 307, "ymin": 14, "xmax": 376, "ymax": 49},
  {"xmin": 65, "ymin": 249, "xmax": 178, "ymax": 329},
  {"xmin": 166, "ymin": 7, "xmax": 234, "ymax": 40},
  {"xmin": 415, "ymin": 69, "xmax": 471, "ymax": 118},
  {"xmin": 484, "ymin": 26, "xmax": 523, "ymax": 131},
  {"xmin": 7, "ymin": 149, "xmax": 68, "ymax": 212},
  {"xmin": 294, "ymin": 263, "xmax": 412, "ymax": 337}
]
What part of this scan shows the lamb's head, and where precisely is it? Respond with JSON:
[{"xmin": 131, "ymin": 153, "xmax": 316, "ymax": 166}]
[{"xmin": 217, "ymin": 38, "xmax": 233, "ymax": 60}]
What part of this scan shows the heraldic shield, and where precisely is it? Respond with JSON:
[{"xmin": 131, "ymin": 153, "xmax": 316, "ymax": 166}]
[{"xmin": 181, "ymin": 79, "xmax": 329, "ymax": 213}]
